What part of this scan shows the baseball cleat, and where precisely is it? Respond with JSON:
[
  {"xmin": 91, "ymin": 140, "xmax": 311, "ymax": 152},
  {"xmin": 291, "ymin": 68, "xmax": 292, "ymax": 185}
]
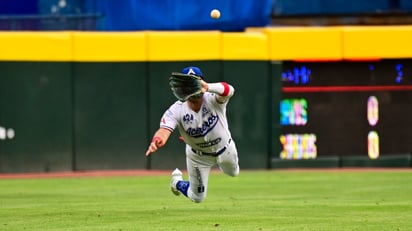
[{"xmin": 170, "ymin": 168, "xmax": 183, "ymax": 196}]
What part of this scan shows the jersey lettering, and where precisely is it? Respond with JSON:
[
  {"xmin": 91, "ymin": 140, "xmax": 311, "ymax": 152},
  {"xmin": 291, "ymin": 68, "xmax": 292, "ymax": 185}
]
[
  {"xmin": 186, "ymin": 114, "xmax": 219, "ymax": 138},
  {"xmin": 183, "ymin": 114, "xmax": 194, "ymax": 124},
  {"xmin": 196, "ymin": 137, "xmax": 222, "ymax": 148}
]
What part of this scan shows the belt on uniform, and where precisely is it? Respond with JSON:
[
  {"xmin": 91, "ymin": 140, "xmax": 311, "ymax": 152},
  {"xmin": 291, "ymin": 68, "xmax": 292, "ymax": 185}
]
[{"xmin": 191, "ymin": 139, "xmax": 232, "ymax": 157}]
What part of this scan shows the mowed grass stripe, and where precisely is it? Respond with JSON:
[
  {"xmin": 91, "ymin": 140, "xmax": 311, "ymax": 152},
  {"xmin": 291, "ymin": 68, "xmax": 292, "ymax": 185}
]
[{"xmin": 0, "ymin": 170, "xmax": 411, "ymax": 231}]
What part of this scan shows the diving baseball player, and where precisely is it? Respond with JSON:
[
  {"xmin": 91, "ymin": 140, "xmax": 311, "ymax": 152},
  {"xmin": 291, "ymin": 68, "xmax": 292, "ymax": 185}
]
[{"xmin": 145, "ymin": 66, "xmax": 239, "ymax": 203}]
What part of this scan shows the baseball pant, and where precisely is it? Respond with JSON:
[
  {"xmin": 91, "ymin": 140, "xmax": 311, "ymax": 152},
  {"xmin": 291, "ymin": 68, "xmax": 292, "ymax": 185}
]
[{"xmin": 184, "ymin": 140, "xmax": 239, "ymax": 203}]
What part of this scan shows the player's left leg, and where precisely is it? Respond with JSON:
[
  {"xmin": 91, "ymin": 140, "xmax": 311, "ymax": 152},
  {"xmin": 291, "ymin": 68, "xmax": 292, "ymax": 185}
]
[
  {"xmin": 217, "ymin": 141, "xmax": 239, "ymax": 177},
  {"xmin": 185, "ymin": 163, "xmax": 212, "ymax": 203},
  {"xmin": 172, "ymin": 147, "xmax": 216, "ymax": 203}
]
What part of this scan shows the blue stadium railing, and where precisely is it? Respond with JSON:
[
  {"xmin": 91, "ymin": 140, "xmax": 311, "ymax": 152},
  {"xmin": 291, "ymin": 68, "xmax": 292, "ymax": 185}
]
[
  {"xmin": 271, "ymin": 0, "xmax": 412, "ymax": 16},
  {"xmin": 0, "ymin": 13, "xmax": 104, "ymax": 31}
]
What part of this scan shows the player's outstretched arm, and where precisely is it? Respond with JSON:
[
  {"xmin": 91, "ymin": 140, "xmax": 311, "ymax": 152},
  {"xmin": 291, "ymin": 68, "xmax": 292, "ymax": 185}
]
[
  {"xmin": 201, "ymin": 80, "xmax": 235, "ymax": 103},
  {"xmin": 145, "ymin": 128, "xmax": 172, "ymax": 156}
]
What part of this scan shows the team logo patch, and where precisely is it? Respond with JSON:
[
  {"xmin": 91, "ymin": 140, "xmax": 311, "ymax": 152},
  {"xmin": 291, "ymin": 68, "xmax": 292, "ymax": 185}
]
[
  {"xmin": 201, "ymin": 106, "xmax": 210, "ymax": 117},
  {"xmin": 187, "ymin": 68, "xmax": 196, "ymax": 75}
]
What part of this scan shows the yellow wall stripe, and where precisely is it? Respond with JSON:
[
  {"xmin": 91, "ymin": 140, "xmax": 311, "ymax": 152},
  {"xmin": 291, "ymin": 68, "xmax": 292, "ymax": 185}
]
[
  {"xmin": 222, "ymin": 32, "xmax": 268, "ymax": 60},
  {"xmin": 72, "ymin": 32, "xmax": 147, "ymax": 61},
  {"xmin": 147, "ymin": 31, "xmax": 221, "ymax": 61},
  {"xmin": 1, "ymin": 27, "xmax": 412, "ymax": 61},
  {"xmin": 264, "ymin": 27, "xmax": 343, "ymax": 60},
  {"xmin": 0, "ymin": 32, "xmax": 72, "ymax": 61},
  {"xmin": 343, "ymin": 26, "xmax": 412, "ymax": 59}
]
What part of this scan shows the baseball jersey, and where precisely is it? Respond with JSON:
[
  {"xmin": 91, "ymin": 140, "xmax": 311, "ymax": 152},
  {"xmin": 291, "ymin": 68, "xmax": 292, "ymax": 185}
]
[{"xmin": 160, "ymin": 92, "xmax": 232, "ymax": 154}]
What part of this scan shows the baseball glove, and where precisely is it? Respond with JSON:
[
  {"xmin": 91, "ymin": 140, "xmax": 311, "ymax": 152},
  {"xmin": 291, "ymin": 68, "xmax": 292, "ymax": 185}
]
[{"xmin": 169, "ymin": 72, "xmax": 202, "ymax": 101}]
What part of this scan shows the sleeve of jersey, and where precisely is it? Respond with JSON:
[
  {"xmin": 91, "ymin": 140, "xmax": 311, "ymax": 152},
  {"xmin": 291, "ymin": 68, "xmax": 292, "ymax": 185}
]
[
  {"xmin": 207, "ymin": 82, "xmax": 234, "ymax": 98},
  {"xmin": 159, "ymin": 106, "xmax": 178, "ymax": 132}
]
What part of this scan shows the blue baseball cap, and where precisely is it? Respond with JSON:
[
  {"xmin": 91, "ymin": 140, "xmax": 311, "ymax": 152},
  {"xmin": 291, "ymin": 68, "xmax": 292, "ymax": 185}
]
[{"xmin": 182, "ymin": 66, "xmax": 203, "ymax": 78}]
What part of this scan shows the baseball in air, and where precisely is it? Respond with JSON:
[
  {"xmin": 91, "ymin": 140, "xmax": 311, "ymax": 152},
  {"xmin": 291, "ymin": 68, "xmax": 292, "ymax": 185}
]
[{"xmin": 210, "ymin": 9, "xmax": 221, "ymax": 19}]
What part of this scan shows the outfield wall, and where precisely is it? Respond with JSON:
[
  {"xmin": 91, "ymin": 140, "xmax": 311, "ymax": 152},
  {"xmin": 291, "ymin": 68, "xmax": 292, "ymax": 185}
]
[{"xmin": 0, "ymin": 26, "xmax": 411, "ymax": 172}]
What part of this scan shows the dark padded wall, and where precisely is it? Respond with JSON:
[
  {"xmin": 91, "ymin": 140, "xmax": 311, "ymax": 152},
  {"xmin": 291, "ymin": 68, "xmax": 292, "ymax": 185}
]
[
  {"xmin": 0, "ymin": 60, "xmax": 280, "ymax": 172},
  {"xmin": 270, "ymin": 62, "xmax": 282, "ymax": 163},
  {"xmin": 0, "ymin": 61, "xmax": 72, "ymax": 173},
  {"xmin": 223, "ymin": 61, "xmax": 276, "ymax": 169},
  {"xmin": 73, "ymin": 62, "xmax": 148, "ymax": 170}
]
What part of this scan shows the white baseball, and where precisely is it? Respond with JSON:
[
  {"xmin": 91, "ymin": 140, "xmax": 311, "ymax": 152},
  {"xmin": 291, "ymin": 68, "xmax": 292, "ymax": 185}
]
[{"xmin": 210, "ymin": 9, "xmax": 221, "ymax": 19}]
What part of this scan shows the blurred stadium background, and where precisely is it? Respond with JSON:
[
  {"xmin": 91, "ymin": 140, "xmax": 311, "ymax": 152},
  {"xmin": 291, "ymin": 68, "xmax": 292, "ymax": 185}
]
[{"xmin": 1, "ymin": 0, "xmax": 412, "ymax": 173}]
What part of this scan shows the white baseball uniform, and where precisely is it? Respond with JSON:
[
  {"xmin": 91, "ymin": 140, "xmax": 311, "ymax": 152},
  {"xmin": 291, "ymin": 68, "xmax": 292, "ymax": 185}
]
[{"xmin": 160, "ymin": 89, "xmax": 239, "ymax": 202}]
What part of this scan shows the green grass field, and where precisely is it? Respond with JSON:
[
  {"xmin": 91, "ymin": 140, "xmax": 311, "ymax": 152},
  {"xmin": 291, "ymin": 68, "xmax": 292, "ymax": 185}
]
[{"xmin": 1, "ymin": 170, "xmax": 411, "ymax": 231}]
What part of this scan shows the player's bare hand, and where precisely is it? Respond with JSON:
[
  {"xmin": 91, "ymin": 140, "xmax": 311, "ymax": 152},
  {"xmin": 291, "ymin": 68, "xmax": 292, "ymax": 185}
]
[
  {"xmin": 145, "ymin": 137, "xmax": 164, "ymax": 156},
  {"xmin": 200, "ymin": 80, "xmax": 208, "ymax": 93}
]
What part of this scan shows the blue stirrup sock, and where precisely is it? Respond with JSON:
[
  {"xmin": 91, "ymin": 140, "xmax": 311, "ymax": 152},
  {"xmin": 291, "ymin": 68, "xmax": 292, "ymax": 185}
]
[{"xmin": 176, "ymin": 181, "xmax": 189, "ymax": 197}]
